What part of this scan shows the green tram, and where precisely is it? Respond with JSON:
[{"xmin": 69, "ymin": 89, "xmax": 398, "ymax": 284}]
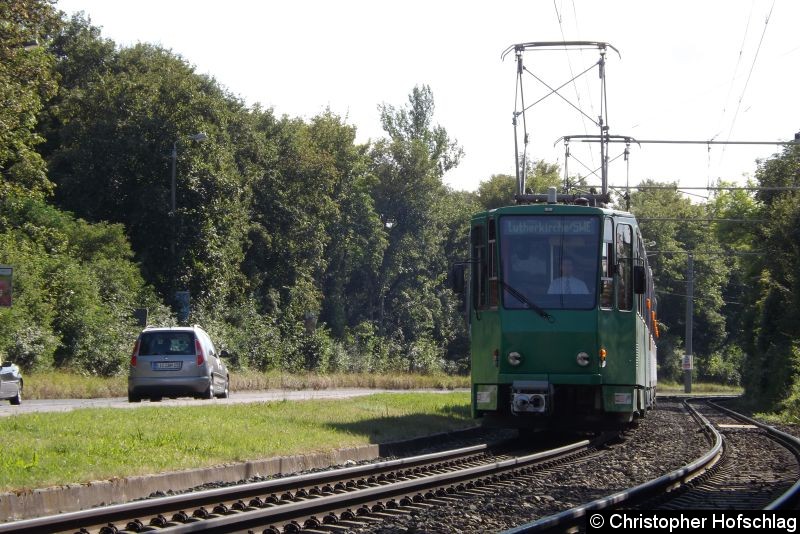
[{"xmin": 455, "ymin": 191, "xmax": 658, "ymax": 430}]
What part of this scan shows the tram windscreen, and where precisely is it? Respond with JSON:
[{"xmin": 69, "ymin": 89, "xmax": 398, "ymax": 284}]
[{"xmin": 500, "ymin": 215, "xmax": 599, "ymax": 310}]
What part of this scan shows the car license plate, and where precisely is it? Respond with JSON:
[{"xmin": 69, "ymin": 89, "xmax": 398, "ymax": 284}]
[{"xmin": 152, "ymin": 361, "xmax": 182, "ymax": 371}]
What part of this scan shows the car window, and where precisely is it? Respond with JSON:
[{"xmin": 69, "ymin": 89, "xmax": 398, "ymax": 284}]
[{"xmin": 139, "ymin": 332, "xmax": 195, "ymax": 355}]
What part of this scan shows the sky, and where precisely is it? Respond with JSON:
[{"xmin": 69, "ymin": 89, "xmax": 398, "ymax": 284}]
[{"xmin": 54, "ymin": 0, "xmax": 799, "ymax": 197}]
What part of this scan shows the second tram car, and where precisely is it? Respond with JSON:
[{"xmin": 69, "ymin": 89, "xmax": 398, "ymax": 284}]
[{"xmin": 455, "ymin": 189, "xmax": 658, "ymax": 430}]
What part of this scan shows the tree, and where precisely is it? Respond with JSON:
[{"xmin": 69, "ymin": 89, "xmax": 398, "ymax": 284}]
[
  {"xmin": 525, "ymin": 159, "xmax": 563, "ymax": 194},
  {"xmin": 476, "ymin": 174, "xmax": 516, "ymax": 210},
  {"xmin": 0, "ymin": 190, "xmax": 169, "ymax": 374},
  {"xmin": 438, "ymin": 187, "xmax": 480, "ymax": 367},
  {"xmin": 739, "ymin": 144, "xmax": 800, "ymax": 409},
  {"xmin": 0, "ymin": 0, "xmax": 59, "ymax": 198},
  {"xmin": 44, "ymin": 18, "xmax": 253, "ymax": 310},
  {"xmin": 476, "ymin": 160, "xmax": 562, "ymax": 210},
  {"xmin": 245, "ymin": 110, "xmax": 386, "ymax": 362},
  {"xmin": 0, "ymin": 3, "xmax": 171, "ymax": 376},
  {"xmin": 367, "ymin": 85, "xmax": 464, "ymax": 369},
  {"xmin": 309, "ymin": 113, "xmax": 386, "ymax": 338},
  {"xmin": 707, "ymin": 180, "xmax": 760, "ymax": 351},
  {"xmin": 628, "ymin": 180, "xmax": 729, "ymax": 381}
]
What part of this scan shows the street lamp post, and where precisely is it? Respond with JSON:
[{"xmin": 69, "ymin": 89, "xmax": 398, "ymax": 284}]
[{"xmin": 169, "ymin": 132, "xmax": 207, "ymax": 252}]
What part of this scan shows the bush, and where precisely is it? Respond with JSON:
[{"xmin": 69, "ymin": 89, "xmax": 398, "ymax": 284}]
[
  {"xmin": 403, "ymin": 336, "xmax": 445, "ymax": 374},
  {"xmin": 742, "ymin": 342, "xmax": 796, "ymax": 410},
  {"xmin": 0, "ymin": 194, "xmax": 164, "ymax": 376},
  {"xmin": 656, "ymin": 337, "xmax": 683, "ymax": 383},
  {"xmin": 338, "ymin": 321, "xmax": 392, "ymax": 373},
  {"xmin": 698, "ymin": 346, "xmax": 744, "ymax": 386},
  {"xmin": 5, "ymin": 324, "xmax": 58, "ymax": 371},
  {"xmin": 190, "ymin": 299, "xmax": 283, "ymax": 372},
  {"xmin": 783, "ymin": 377, "xmax": 800, "ymax": 424}
]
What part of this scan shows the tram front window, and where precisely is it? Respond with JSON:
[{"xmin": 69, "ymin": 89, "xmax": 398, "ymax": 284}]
[{"xmin": 500, "ymin": 215, "xmax": 599, "ymax": 310}]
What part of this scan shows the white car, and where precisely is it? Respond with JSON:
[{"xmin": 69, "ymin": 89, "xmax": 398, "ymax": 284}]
[
  {"xmin": 0, "ymin": 360, "xmax": 22, "ymax": 405},
  {"xmin": 128, "ymin": 325, "xmax": 229, "ymax": 402}
]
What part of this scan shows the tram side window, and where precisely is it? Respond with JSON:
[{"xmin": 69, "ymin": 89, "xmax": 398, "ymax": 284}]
[
  {"xmin": 636, "ymin": 231, "xmax": 647, "ymax": 315},
  {"xmin": 471, "ymin": 225, "xmax": 487, "ymax": 309},
  {"xmin": 600, "ymin": 218, "xmax": 614, "ymax": 309},
  {"xmin": 488, "ymin": 219, "xmax": 498, "ymax": 308},
  {"xmin": 616, "ymin": 223, "xmax": 633, "ymax": 311}
]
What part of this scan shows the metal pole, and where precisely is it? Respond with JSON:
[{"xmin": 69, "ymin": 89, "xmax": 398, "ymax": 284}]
[
  {"xmin": 170, "ymin": 141, "xmax": 177, "ymax": 255},
  {"xmin": 598, "ymin": 49, "xmax": 609, "ymax": 197},
  {"xmin": 513, "ymin": 113, "xmax": 522, "ymax": 197},
  {"xmin": 170, "ymin": 142, "xmax": 177, "ymax": 216},
  {"xmin": 516, "ymin": 50, "xmax": 527, "ymax": 197},
  {"xmin": 624, "ymin": 142, "xmax": 630, "ymax": 210},
  {"xmin": 684, "ymin": 253, "xmax": 694, "ymax": 393}
]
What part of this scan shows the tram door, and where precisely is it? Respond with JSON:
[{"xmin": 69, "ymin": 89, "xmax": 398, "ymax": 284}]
[{"xmin": 598, "ymin": 217, "xmax": 637, "ymax": 413}]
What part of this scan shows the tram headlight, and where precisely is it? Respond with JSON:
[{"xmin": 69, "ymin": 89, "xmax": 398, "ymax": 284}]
[
  {"xmin": 507, "ymin": 351, "xmax": 522, "ymax": 366},
  {"xmin": 576, "ymin": 351, "xmax": 590, "ymax": 367}
]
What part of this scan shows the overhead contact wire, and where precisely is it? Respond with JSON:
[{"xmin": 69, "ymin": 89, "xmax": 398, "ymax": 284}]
[{"xmin": 724, "ymin": 1, "xmax": 776, "ymax": 151}]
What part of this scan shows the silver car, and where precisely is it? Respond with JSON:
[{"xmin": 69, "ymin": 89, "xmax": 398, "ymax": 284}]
[
  {"xmin": 128, "ymin": 325, "xmax": 229, "ymax": 402},
  {"xmin": 0, "ymin": 360, "xmax": 22, "ymax": 405}
]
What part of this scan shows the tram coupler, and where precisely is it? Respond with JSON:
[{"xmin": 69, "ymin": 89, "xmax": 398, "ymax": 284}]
[{"xmin": 510, "ymin": 380, "xmax": 552, "ymax": 415}]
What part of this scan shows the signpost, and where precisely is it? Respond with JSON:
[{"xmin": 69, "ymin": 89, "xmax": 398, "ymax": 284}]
[
  {"xmin": 684, "ymin": 253, "xmax": 693, "ymax": 393},
  {"xmin": 0, "ymin": 266, "xmax": 12, "ymax": 307},
  {"xmin": 175, "ymin": 291, "xmax": 190, "ymax": 324},
  {"xmin": 133, "ymin": 308, "xmax": 148, "ymax": 327}
]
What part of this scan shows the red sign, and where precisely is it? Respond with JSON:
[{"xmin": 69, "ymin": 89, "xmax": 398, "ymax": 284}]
[{"xmin": 0, "ymin": 266, "xmax": 11, "ymax": 307}]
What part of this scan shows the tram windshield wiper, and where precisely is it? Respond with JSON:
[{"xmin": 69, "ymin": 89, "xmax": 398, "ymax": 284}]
[{"xmin": 499, "ymin": 280, "xmax": 554, "ymax": 323}]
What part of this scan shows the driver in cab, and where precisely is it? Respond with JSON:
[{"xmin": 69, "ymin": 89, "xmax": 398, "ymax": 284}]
[{"xmin": 548, "ymin": 257, "xmax": 589, "ymax": 294}]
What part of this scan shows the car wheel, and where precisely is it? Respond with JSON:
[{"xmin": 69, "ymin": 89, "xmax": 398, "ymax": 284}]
[
  {"xmin": 10, "ymin": 386, "xmax": 21, "ymax": 406},
  {"xmin": 128, "ymin": 392, "xmax": 141, "ymax": 403},
  {"xmin": 205, "ymin": 377, "xmax": 215, "ymax": 400},
  {"xmin": 219, "ymin": 377, "xmax": 229, "ymax": 399}
]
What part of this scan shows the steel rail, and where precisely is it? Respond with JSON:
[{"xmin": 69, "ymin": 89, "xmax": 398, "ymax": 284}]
[
  {"xmin": 0, "ymin": 443, "xmax": 495, "ymax": 534},
  {"xmin": 157, "ymin": 439, "xmax": 591, "ymax": 533},
  {"xmin": 502, "ymin": 399, "xmax": 724, "ymax": 533},
  {"xmin": 707, "ymin": 400, "xmax": 800, "ymax": 509},
  {"xmin": 505, "ymin": 398, "xmax": 800, "ymax": 533}
]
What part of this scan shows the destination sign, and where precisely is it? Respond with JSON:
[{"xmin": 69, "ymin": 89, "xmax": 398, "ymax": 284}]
[{"xmin": 502, "ymin": 217, "xmax": 597, "ymax": 236}]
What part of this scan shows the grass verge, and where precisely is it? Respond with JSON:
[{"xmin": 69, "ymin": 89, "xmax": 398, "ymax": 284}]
[
  {"xmin": 656, "ymin": 381, "xmax": 743, "ymax": 395},
  {"xmin": 0, "ymin": 392, "xmax": 471, "ymax": 492},
  {"xmin": 22, "ymin": 371, "xmax": 471, "ymax": 399}
]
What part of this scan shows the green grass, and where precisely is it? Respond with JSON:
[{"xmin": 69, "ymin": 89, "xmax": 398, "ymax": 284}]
[
  {"xmin": 25, "ymin": 371, "xmax": 747, "ymax": 399},
  {"xmin": 713, "ymin": 396, "xmax": 800, "ymax": 426},
  {"xmin": 22, "ymin": 370, "xmax": 471, "ymax": 399},
  {"xmin": 657, "ymin": 380, "xmax": 743, "ymax": 395},
  {"xmin": 0, "ymin": 392, "xmax": 471, "ymax": 492},
  {"xmin": 749, "ymin": 411, "xmax": 800, "ymax": 426}
]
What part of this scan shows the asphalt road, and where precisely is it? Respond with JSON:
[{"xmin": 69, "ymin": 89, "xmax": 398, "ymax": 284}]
[{"xmin": 0, "ymin": 388, "xmax": 459, "ymax": 417}]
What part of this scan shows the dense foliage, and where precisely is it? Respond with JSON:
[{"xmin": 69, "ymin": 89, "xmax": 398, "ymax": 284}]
[
  {"xmin": 738, "ymin": 145, "xmax": 800, "ymax": 415},
  {"xmin": 0, "ymin": 0, "xmax": 59, "ymax": 199},
  {"xmin": 2, "ymin": 4, "xmax": 477, "ymax": 377},
  {"xmin": 1, "ymin": 1, "xmax": 797, "ymax": 419},
  {"xmin": 625, "ymin": 144, "xmax": 800, "ymax": 418}
]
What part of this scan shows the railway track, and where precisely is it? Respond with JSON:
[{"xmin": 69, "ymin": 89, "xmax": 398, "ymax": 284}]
[
  {"xmin": 0, "ymin": 434, "xmax": 614, "ymax": 534},
  {"xmin": 505, "ymin": 398, "xmax": 800, "ymax": 533},
  {"xmin": 4, "ymin": 399, "xmax": 795, "ymax": 533},
  {"xmin": 649, "ymin": 399, "xmax": 800, "ymax": 510}
]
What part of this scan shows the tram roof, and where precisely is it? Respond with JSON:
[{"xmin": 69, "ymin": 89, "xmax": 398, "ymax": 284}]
[{"xmin": 475, "ymin": 202, "xmax": 636, "ymax": 220}]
